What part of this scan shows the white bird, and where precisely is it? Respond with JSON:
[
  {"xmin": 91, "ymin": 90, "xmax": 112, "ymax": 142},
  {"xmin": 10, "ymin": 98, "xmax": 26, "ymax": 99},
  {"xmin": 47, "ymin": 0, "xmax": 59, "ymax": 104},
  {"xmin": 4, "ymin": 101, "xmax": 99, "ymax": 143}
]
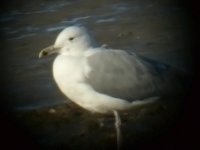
[{"xmin": 39, "ymin": 26, "xmax": 180, "ymax": 149}]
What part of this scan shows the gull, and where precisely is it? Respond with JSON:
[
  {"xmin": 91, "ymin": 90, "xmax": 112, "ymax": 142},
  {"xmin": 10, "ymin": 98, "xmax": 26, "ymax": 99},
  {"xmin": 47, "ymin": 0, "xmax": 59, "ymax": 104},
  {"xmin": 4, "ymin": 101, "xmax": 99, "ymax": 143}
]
[{"xmin": 39, "ymin": 26, "xmax": 177, "ymax": 149}]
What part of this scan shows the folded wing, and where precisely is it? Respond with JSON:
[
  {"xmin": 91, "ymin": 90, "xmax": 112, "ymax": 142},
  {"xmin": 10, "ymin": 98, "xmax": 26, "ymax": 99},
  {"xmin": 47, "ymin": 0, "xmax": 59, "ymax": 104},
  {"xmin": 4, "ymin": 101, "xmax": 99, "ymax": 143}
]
[{"xmin": 84, "ymin": 49, "xmax": 175, "ymax": 102}]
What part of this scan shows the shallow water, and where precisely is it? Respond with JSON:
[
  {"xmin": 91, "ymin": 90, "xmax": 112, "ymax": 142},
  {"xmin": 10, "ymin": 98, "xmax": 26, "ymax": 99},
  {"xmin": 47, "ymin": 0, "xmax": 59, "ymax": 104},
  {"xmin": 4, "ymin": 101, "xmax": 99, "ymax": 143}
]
[
  {"xmin": 1, "ymin": 0, "xmax": 192, "ymax": 110},
  {"xmin": 1, "ymin": 0, "xmax": 194, "ymax": 149}
]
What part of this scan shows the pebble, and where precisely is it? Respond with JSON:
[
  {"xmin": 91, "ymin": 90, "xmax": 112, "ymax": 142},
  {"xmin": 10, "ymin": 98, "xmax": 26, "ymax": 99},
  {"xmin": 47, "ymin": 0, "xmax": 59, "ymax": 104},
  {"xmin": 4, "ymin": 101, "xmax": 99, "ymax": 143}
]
[{"xmin": 48, "ymin": 108, "xmax": 56, "ymax": 114}]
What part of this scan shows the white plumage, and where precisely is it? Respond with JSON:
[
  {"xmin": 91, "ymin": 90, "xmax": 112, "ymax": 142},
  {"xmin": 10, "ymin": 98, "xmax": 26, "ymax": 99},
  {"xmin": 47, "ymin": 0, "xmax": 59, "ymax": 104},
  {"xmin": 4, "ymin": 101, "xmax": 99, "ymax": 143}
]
[
  {"xmin": 39, "ymin": 26, "xmax": 161, "ymax": 114},
  {"xmin": 39, "ymin": 26, "xmax": 179, "ymax": 149}
]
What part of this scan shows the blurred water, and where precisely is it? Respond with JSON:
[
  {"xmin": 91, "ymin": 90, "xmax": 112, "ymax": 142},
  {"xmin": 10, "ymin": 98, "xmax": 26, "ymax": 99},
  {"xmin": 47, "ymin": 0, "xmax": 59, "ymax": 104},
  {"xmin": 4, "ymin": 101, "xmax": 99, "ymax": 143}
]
[{"xmin": 1, "ymin": 0, "xmax": 192, "ymax": 110}]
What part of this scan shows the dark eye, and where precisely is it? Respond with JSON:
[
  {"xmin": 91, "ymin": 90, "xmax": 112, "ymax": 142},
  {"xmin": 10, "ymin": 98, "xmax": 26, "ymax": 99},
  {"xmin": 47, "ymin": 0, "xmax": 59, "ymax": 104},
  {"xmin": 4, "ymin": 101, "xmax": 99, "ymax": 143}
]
[{"xmin": 69, "ymin": 37, "xmax": 74, "ymax": 41}]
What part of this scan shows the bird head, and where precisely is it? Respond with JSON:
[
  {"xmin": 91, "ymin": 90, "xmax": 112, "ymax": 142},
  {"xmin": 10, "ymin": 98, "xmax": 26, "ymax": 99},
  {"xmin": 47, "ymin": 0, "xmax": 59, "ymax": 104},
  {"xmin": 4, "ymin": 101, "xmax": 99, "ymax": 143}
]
[{"xmin": 39, "ymin": 26, "xmax": 92, "ymax": 58}]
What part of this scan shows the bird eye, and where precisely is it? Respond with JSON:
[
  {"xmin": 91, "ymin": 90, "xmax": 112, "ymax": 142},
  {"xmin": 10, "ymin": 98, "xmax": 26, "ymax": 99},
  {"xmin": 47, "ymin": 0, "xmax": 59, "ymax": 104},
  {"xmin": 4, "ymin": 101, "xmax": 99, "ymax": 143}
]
[{"xmin": 69, "ymin": 37, "xmax": 74, "ymax": 41}]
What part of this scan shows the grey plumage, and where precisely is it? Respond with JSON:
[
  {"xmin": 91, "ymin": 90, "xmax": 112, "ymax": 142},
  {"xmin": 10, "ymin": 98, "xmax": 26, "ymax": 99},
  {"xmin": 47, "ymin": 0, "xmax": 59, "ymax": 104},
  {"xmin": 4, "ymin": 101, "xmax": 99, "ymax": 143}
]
[{"xmin": 85, "ymin": 49, "xmax": 178, "ymax": 102}]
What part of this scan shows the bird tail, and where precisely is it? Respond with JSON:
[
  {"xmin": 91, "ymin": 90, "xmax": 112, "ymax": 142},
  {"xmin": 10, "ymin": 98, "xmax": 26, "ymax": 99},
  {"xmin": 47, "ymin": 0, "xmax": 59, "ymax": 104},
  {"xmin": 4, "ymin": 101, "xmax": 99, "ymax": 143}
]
[{"xmin": 130, "ymin": 96, "xmax": 159, "ymax": 108}]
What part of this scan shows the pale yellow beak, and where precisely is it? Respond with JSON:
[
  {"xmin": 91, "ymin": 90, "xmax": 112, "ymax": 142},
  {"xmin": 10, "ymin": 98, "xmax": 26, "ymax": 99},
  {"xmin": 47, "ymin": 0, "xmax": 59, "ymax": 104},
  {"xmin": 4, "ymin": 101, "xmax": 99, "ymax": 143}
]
[{"xmin": 39, "ymin": 45, "xmax": 60, "ymax": 58}]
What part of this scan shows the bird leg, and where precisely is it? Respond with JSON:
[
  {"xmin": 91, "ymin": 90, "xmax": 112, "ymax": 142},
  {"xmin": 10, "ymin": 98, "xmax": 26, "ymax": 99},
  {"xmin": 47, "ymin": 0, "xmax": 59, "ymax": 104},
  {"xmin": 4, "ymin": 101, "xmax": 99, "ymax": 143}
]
[{"xmin": 113, "ymin": 110, "xmax": 122, "ymax": 150}]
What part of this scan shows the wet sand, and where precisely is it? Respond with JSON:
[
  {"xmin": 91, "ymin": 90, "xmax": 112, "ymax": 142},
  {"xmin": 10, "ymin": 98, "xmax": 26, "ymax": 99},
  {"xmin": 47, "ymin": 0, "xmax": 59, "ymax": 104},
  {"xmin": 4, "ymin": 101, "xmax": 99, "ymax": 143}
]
[{"xmin": 13, "ymin": 99, "xmax": 182, "ymax": 150}]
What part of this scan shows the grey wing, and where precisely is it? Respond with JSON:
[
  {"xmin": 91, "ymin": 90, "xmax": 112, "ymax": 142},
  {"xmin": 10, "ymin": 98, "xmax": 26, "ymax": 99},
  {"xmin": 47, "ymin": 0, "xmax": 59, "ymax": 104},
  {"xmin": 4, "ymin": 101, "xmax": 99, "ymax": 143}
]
[{"xmin": 84, "ymin": 49, "xmax": 175, "ymax": 101}]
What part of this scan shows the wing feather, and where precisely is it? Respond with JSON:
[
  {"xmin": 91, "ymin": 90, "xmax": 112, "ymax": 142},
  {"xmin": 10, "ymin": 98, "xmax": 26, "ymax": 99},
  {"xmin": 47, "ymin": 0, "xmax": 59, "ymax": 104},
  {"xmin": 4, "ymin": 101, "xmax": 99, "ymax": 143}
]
[{"xmin": 84, "ymin": 49, "xmax": 174, "ymax": 101}]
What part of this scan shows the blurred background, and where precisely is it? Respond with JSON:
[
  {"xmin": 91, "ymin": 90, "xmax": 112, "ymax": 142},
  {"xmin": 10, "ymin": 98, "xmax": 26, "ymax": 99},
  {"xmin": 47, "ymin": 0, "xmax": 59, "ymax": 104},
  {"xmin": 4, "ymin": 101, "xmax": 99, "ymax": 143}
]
[{"xmin": 0, "ymin": 0, "xmax": 199, "ymax": 150}]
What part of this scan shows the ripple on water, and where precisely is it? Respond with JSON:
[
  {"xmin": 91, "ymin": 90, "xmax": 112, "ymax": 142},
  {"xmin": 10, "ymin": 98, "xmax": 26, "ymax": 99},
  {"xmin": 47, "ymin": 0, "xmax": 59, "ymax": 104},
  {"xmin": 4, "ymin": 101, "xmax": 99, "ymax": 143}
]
[{"xmin": 96, "ymin": 18, "xmax": 116, "ymax": 23}]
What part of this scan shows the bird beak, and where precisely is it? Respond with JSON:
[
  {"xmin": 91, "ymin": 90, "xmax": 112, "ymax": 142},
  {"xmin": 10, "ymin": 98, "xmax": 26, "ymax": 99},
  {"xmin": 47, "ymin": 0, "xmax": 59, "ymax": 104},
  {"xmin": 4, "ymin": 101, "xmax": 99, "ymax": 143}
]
[{"xmin": 39, "ymin": 45, "xmax": 60, "ymax": 58}]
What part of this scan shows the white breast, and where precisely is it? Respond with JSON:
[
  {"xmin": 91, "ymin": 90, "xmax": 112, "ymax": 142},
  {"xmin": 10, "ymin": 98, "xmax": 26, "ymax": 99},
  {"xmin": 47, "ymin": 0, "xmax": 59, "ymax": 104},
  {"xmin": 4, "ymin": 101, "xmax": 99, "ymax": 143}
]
[{"xmin": 53, "ymin": 55, "xmax": 85, "ymax": 93}]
